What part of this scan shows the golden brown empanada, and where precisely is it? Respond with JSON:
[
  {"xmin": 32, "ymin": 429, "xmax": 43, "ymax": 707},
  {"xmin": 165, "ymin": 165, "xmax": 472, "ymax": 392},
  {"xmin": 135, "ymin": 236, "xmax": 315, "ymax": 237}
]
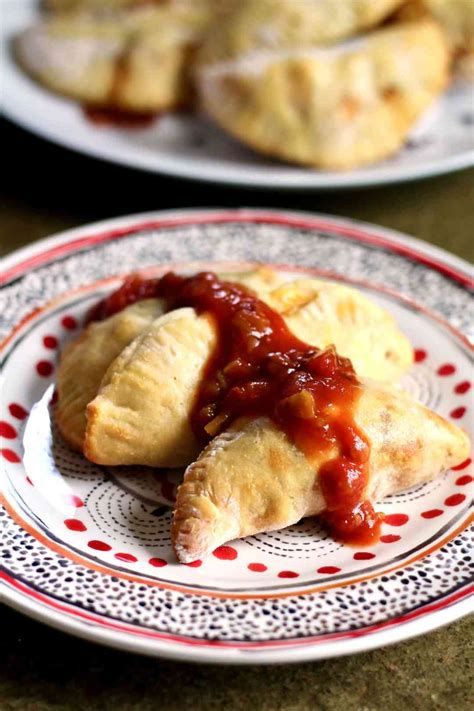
[
  {"xmin": 84, "ymin": 277, "xmax": 412, "ymax": 467},
  {"xmin": 172, "ymin": 382, "xmax": 470, "ymax": 562},
  {"xmin": 198, "ymin": 17, "xmax": 449, "ymax": 169},
  {"xmin": 268, "ymin": 279, "xmax": 413, "ymax": 381},
  {"xmin": 56, "ymin": 267, "xmax": 288, "ymax": 455},
  {"xmin": 14, "ymin": 3, "xmax": 212, "ymax": 112},
  {"xmin": 84, "ymin": 308, "xmax": 217, "ymax": 467},
  {"xmin": 56, "ymin": 298, "xmax": 165, "ymax": 450}
]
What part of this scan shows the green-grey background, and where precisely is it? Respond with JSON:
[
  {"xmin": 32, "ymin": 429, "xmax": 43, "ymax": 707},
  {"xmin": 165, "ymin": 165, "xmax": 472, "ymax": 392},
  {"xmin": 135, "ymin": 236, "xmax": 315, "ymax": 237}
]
[{"xmin": 1, "ymin": 118, "xmax": 473, "ymax": 711}]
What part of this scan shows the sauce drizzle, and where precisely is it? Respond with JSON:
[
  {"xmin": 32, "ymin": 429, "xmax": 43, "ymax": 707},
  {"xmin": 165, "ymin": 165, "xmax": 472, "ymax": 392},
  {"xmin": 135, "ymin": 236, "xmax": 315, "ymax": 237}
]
[{"xmin": 88, "ymin": 272, "xmax": 383, "ymax": 545}]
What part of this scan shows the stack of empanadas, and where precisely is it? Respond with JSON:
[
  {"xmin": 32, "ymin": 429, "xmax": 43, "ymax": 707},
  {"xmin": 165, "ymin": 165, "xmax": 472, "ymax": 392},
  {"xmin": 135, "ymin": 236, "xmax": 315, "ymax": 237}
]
[
  {"xmin": 14, "ymin": 0, "xmax": 471, "ymax": 168},
  {"xmin": 55, "ymin": 268, "xmax": 470, "ymax": 563}
]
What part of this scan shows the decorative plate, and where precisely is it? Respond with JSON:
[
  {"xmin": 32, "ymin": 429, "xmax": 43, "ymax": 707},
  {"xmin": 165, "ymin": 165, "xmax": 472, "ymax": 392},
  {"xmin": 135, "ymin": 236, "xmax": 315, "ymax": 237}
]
[
  {"xmin": 2, "ymin": 1, "xmax": 474, "ymax": 189},
  {"xmin": 0, "ymin": 209, "xmax": 472, "ymax": 664}
]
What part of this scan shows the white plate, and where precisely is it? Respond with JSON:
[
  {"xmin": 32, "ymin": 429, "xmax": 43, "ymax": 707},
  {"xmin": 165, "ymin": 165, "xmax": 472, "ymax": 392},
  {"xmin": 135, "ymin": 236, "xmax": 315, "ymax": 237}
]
[
  {"xmin": 1, "ymin": 0, "xmax": 474, "ymax": 189},
  {"xmin": 1, "ymin": 208, "xmax": 472, "ymax": 664}
]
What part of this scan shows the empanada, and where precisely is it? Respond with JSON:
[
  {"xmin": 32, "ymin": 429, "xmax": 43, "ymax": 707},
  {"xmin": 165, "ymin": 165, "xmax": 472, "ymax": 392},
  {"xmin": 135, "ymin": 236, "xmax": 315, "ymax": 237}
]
[
  {"xmin": 57, "ymin": 267, "xmax": 273, "ymax": 454},
  {"xmin": 84, "ymin": 307, "xmax": 217, "ymax": 467},
  {"xmin": 56, "ymin": 298, "xmax": 165, "ymax": 450},
  {"xmin": 172, "ymin": 383, "xmax": 470, "ymax": 562},
  {"xmin": 198, "ymin": 17, "xmax": 449, "ymax": 169},
  {"xmin": 423, "ymin": 0, "xmax": 474, "ymax": 78},
  {"xmin": 14, "ymin": 3, "xmax": 212, "ymax": 112},
  {"xmin": 198, "ymin": 0, "xmax": 406, "ymax": 65},
  {"xmin": 219, "ymin": 266, "xmax": 289, "ymax": 297},
  {"xmin": 84, "ymin": 276, "xmax": 412, "ymax": 467},
  {"xmin": 268, "ymin": 279, "xmax": 413, "ymax": 381}
]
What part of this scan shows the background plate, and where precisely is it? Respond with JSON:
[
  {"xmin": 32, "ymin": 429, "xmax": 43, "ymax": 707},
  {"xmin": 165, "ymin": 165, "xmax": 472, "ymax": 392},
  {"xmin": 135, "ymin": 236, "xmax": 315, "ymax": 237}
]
[
  {"xmin": 0, "ymin": 209, "xmax": 473, "ymax": 663},
  {"xmin": 1, "ymin": 0, "xmax": 474, "ymax": 189}
]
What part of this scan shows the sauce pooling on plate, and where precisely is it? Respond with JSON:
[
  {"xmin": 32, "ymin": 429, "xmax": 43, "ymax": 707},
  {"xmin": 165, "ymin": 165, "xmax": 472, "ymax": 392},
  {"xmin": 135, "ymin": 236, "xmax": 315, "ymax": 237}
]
[
  {"xmin": 89, "ymin": 271, "xmax": 383, "ymax": 544},
  {"xmin": 83, "ymin": 106, "xmax": 158, "ymax": 128}
]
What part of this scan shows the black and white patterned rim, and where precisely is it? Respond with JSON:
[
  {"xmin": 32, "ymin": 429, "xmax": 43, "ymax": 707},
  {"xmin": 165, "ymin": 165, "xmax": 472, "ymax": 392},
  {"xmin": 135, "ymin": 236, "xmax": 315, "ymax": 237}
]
[{"xmin": 0, "ymin": 209, "xmax": 472, "ymax": 663}]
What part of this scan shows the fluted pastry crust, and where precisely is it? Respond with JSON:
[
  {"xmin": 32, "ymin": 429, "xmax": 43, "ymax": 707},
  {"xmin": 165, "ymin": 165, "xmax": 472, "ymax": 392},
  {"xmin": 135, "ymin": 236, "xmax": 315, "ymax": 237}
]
[
  {"xmin": 56, "ymin": 298, "xmax": 165, "ymax": 451},
  {"xmin": 198, "ymin": 17, "xmax": 449, "ymax": 169},
  {"xmin": 84, "ymin": 308, "xmax": 217, "ymax": 467}
]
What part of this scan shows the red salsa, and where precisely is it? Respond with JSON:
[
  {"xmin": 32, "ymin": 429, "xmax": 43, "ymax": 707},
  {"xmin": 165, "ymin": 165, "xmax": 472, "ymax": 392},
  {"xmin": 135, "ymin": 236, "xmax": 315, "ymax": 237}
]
[
  {"xmin": 88, "ymin": 272, "xmax": 383, "ymax": 544},
  {"xmin": 83, "ymin": 106, "xmax": 158, "ymax": 129}
]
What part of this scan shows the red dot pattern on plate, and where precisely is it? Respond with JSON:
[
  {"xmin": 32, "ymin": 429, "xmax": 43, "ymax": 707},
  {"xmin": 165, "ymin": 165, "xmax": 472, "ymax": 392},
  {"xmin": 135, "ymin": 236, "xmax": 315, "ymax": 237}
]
[
  {"xmin": 149, "ymin": 557, "xmax": 168, "ymax": 567},
  {"xmin": 452, "ymin": 458, "xmax": 471, "ymax": 471},
  {"xmin": 456, "ymin": 475, "xmax": 473, "ymax": 486},
  {"xmin": 36, "ymin": 361, "xmax": 54, "ymax": 377},
  {"xmin": 278, "ymin": 570, "xmax": 299, "ymax": 578},
  {"xmin": 317, "ymin": 566, "xmax": 341, "ymax": 575},
  {"xmin": 115, "ymin": 553, "xmax": 137, "ymax": 563},
  {"xmin": 87, "ymin": 540, "xmax": 112, "ymax": 551},
  {"xmin": 43, "ymin": 335, "xmax": 58, "ymax": 349},
  {"xmin": 64, "ymin": 518, "xmax": 87, "ymax": 532},
  {"xmin": 8, "ymin": 403, "xmax": 28, "ymax": 420},
  {"xmin": 248, "ymin": 563, "xmax": 267, "ymax": 572},
  {"xmin": 380, "ymin": 534, "xmax": 401, "ymax": 543},
  {"xmin": 61, "ymin": 315, "xmax": 78, "ymax": 330},
  {"xmin": 0, "ymin": 422, "xmax": 17, "ymax": 439},
  {"xmin": 414, "ymin": 349, "xmax": 427, "ymax": 363},
  {"xmin": 1, "ymin": 449, "xmax": 20, "ymax": 463},
  {"xmin": 353, "ymin": 552, "xmax": 375, "ymax": 560},
  {"xmin": 421, "ymin": 509, "xmax": 444, "ymax": 519},
  {"xmin": 384, "ymin": 513, "xmax": 409, "ymax": 527},
  {"xmin": 455, "ymin": 381, "xmax": 471, "ymax": 395},
  {"xmin": 450, "ymin": 407, "xmax": 466, "ymax": 419},
  {"xmin": 185, "ymin": 560, "xmax": 202, "ymax": 567},
  {"xmin": 64, "ymin": 494, "xmax": 84, "ymax": 507},
  {"xmin": 213, "ymin": 545, "xmax": 238, "ymax": 560},
  {"xmin": 437, "ymin": 364, "xmax": 456, "ymax": 376},
  {"xmin": 445, "ymin": 493, "xmax": 466, "ymax": 506}
]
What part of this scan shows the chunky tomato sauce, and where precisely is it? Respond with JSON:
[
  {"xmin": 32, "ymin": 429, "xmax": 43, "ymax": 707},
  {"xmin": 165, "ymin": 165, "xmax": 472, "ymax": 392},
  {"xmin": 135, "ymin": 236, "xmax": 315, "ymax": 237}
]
[{"xmin": 88, "ymin": 272, "xmax": 383, "ymax": 544}]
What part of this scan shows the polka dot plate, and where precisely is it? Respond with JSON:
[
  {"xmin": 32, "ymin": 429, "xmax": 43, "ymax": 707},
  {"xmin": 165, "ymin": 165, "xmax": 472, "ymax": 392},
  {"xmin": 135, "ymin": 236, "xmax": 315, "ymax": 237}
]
[{"xmin": 0, "ymin": 209, "xmax": 472, "ymax": 664}]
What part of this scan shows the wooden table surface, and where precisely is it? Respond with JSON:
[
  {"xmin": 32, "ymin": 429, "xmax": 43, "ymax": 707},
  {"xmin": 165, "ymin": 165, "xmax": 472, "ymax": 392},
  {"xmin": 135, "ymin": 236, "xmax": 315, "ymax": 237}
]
[{"xmin": 1, "ymin": 118, "xmax": 473, "ymax": 711}]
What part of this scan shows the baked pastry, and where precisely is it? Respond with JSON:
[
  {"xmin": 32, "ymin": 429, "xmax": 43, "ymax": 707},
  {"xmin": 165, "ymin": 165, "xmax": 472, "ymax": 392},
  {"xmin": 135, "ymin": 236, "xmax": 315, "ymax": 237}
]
[
  {"xmin": 198, "ymin": 0, "xmax": 406, "ymax": 65},
  {"xmin": 43, "ymin": 0, "xmax": 162, "ymax": 11},
  {"xmin": 14, "ymin": 3, "xmax": 212, "ymax": 112},
  {"xmin": 267, "ymin": 279, "xmax": 413, "ymax": 381},
  {"xmin": 84, "ymin": 276, "xmax": 412, "ymax": 467},
  {"xmin": 198, "ymin": 17, "xmax": 449, "ymax": 169},
  {"xmin": 55, "ymin": 267, "xmax": 284, "ymax": 455},
  {"xmin": 423, "ymin": 0, "xmax": 474, "ymax": 78},
  {"xmin": 172, "ymin": 383, "xmax": 470, "ymax": 562},
  {"xmin": 53, "ymin": 268, "xmax": 470, "ymax": 561},
  {"xmin": 84, "ymin": 307, "xmax": 217, "ymax": 467},
  {"xmin": 56, "ymin": 298, "xmax": 165, "ymax": 450}
]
